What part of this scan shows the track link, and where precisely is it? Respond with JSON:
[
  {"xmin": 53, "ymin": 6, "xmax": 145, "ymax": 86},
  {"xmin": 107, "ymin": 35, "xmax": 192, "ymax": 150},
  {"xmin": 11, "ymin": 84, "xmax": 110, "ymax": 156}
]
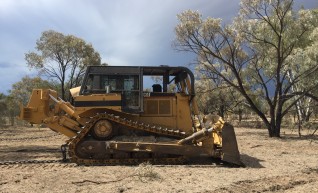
[
  {"xmin": 96, "ymin": 112, "xmax": 188, "ymax": 138},
  {"xmin": 68, "ymin": 112, "xmax": 189, "ymax": 165},
  {"xmin": 0, "ymin": 159, "xmax": 63, "ymax": 166},
  {"xmin": 0, "ymin": 133, "xmax": 60, "ymax": 142}
]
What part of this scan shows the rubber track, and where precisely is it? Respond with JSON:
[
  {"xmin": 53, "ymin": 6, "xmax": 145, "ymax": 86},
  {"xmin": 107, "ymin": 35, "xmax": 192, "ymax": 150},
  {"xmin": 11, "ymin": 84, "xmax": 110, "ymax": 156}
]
[{"xmin": 68, "ymin": 113, "xmax": 189, "ymax": 165}]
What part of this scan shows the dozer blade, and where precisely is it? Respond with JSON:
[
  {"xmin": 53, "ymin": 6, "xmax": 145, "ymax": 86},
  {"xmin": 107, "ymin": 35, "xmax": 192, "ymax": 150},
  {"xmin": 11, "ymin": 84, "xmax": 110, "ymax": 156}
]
[{"xmin": 221, "ymin": 123, "xmax": 243, "ymax": 166}]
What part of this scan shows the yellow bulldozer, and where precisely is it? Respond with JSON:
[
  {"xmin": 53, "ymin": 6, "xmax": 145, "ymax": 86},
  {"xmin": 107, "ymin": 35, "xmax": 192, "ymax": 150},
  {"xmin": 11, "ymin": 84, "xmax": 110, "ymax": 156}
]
[{"xmin": 19, "ymin": 66, "xmax": 242, "ymax": 166}]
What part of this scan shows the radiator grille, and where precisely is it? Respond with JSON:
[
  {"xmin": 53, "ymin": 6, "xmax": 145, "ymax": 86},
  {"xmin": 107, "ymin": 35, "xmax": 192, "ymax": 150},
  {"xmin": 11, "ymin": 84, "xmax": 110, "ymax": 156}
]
[
  {"xmin": 159, "ymin": 100, "xmax": 170, "ymax": 114},
  {"xmin": 145, "ymin": 99, "xmax": 171, "ymax": 115},
  {"xmin": 146, "ymin": 100, "xmax": 159, "ymax": 114}
]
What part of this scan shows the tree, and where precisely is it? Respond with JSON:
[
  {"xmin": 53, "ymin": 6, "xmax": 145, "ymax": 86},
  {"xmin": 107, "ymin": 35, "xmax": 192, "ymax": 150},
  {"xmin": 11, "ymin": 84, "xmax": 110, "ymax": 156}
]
[
  {"xmin": 0, "ymin": 93, "xmax": 7, "ymax": 126},
  {"xmin": 287, "ymin": 9, "xmax": 318, "ymax": 123},
  {"xmin": 174, "ymin": 1, "xmax": 318, "ymax": 137},
  {"xmin": 195, "ymin": 71, "xmax": 245, "ymax": 119},
  {"xmin": 25, "ymin": 30, "xmax": 102, "ymax": 100}
]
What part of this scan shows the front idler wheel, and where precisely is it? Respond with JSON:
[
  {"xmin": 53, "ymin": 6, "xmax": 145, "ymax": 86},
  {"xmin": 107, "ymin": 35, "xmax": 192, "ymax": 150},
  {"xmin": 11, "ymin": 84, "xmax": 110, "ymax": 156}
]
[{"xmin": 91, "ymin": 119, "xmax": 113, "ymax": 140}]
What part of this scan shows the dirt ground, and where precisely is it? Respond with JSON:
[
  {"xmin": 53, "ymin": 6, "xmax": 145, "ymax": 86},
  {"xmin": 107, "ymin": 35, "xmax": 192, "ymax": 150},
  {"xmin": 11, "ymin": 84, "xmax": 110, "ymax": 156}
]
[{"xmin": 0, "ymin": 126, "xmax": 317, "ymax": 193}]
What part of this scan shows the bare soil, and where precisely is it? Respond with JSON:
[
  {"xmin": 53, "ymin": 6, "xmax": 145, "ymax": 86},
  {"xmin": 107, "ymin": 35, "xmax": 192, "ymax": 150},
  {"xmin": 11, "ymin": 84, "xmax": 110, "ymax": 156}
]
[{"xmin": 0, "ymin": 126, "xmax": 317, "ymax": 193}]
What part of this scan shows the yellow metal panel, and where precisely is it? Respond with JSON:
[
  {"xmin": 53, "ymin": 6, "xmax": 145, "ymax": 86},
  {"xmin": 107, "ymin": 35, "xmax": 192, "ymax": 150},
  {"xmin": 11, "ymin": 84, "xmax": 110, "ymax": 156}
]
[
  {"xmin": 46, "ymin": 123, "xmax": 77, "ymax": 138},
  {"xmin": 74, "ymin": 93, "xmax": 121, "ymax": 101},
  {"xmin": 139, "ymin": 116, "xmax": 177, "ymax": 129},
  {"xmin": 73, "ymin": 94, "xmax": 122, "ymax": 114},
  {"xmin": 176, "ymin": 94, "xmax": 192, "ymax": 134},
  {"xmin": 19, "ymin": 89, "xmax": 57, "ymax": 124}
]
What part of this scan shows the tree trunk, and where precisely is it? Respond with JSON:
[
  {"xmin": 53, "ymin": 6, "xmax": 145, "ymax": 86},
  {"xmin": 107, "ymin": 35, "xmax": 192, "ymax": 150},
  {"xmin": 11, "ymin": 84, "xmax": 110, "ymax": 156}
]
[
  {"xmin": 61, "ymin": 67, "xmax": 66, "ymax": 100},
  {"xmin": 238, "ymin": 109, "xmax": 242, "ymax": 122},
  {"xmin": 303, "ymin": 111, "xmax": 311, "ymax": 122},
  {"xmin": 219, "ymin": 104, "xmax": 225, "ymax": 119},
  {"xmin": 265, "ymin": 112, "xmax": 281, "ymax": 138},
  {"xmin": 267, "ymin": 123, "xmax": 281, "ymax": 137},
  {"xmin": 61, "ymin": 83, "xmax": 65, "ymax": 100},
  {"xmin": 9, "ymin": 110, "xmax": 14, "ymax": 126}
]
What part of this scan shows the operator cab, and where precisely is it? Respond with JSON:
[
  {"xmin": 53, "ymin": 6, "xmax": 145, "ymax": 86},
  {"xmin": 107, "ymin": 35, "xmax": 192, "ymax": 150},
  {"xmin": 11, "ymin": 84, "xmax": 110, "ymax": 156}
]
[{"xmin": 79, "ymin": 66, "xmax": 195, "ymax": 113}]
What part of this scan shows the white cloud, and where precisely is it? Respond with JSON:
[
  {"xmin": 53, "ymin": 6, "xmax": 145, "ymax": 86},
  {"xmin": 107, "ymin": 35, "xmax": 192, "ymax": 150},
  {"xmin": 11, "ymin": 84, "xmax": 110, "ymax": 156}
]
[{"xmin": 0, "ymin": 0, "xmax": 316, "ymax": 93}]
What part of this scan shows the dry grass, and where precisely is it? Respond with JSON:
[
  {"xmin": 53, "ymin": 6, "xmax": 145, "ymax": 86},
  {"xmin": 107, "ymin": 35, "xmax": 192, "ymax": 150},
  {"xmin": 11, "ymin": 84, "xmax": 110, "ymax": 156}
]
[{"xmin": 134, "ymin": 162, "xmax": 161, "ymax": 182}]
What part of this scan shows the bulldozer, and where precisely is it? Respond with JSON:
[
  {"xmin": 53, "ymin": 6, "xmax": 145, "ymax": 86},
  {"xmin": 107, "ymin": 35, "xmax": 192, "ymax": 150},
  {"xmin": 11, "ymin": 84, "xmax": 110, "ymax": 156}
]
[{"xmin": 19, "ymin": 65, "xmax": 242, "ymax": 166}]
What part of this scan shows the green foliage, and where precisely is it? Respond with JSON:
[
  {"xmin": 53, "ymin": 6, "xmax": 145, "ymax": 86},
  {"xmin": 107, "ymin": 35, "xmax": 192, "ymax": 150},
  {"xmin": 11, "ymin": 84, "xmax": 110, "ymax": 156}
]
[
  {"xmin": 174, "ymin": 1, "xmax": 318, "ymax": 137},
  {"xmin": 195, "ymin": 75, "xmax": 245, "ymax": 118},
  {"xmin": 25, "ymin": 30, "xmax": 102, "ymax": 100},
  {"xmin": 0, "ymin": 93, "xmax": 8, "ymax": 126}
]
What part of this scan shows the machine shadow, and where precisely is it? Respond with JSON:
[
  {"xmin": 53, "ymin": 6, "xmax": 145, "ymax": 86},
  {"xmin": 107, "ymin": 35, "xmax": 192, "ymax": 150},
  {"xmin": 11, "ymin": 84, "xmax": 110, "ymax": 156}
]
[
  {"xmin": 183, "ymin": 154, "xmax": 265, "ymax": 168},
  {"xmin": 0, "ymin": 145, "xmax": 61, "ymax": 162},
  {"xmin": 240, "ymin": 154, "xmax": 265, "ymax": 168}
]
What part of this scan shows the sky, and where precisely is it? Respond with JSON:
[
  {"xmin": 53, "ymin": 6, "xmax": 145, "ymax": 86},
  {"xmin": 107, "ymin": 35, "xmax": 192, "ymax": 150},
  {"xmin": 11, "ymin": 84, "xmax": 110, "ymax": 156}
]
[{"xmin": 0, "ymin": 0, "xmax": 317, "ymax": 94}]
